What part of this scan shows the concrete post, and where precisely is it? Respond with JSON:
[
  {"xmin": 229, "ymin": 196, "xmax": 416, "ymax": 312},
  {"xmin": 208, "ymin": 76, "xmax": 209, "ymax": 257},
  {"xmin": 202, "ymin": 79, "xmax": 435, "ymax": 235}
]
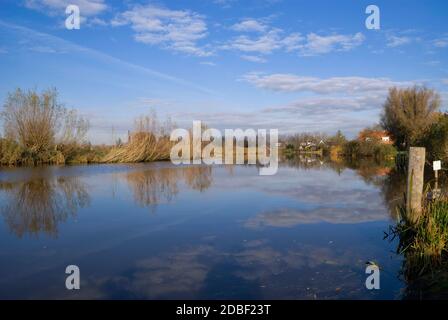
[{"xmin": 406, "ymin": 147, "xmax": 425, "ymax": 223}]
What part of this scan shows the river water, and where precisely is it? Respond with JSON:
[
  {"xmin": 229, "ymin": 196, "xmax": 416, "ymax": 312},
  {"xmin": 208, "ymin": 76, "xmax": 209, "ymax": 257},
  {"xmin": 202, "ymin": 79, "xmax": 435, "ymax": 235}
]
[{"xmin": 0, "ymin": 159, "xmax": 406, "ymax": 299}]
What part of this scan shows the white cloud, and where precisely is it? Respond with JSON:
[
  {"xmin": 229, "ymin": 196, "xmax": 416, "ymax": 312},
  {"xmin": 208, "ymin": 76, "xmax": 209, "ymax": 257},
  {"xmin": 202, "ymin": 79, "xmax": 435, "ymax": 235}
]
[
  {"xmin": 170, "ymin": 95, "xmax": 385, "ymax": 137},
  {"xmin": 25, "ymin": 0, "xmax": 107, "ymax": 16},
  {"xmin": 442, "ymin": 79, "xmax": 448, "ymax": 85},
  {"xmin": 29, "ymin": 45, "xmax": 60, "ymax": 53},
  {"xmin": 242, "ymin": 73, "xmax": 414, "ymax": 94},
  {"xmin": 240, "ymin": 55, "xmax": 267, "ymax": 63},
  {"xmin": 230, "ymin": 19, "xmax": 267, "ymax": 32},
  {"xmin": 223, "ymin": 28, "xmax": 364, "ymax": 57},
  {"xmin": 223, "ymin": 28, "xmax": 303, "ymax": 54},
  {"xmin": 386, "ymin": 35, "xmax": 412, "ymax": 47},
  {"xmin": 0, "ymin": 20, "xmax": 215, "ymax": 95},
  {"xmin": 200, "ymin": 61, "xmax": 216, "ymax": 66},
  {"xmin": 261, "ymin": 95, "xmax": 386, "ymax": 115},
  {"xmin": 112, "ymin": 5, "xmax": 211, "ymax": 57},
  {"xmin": 86, "ymin": 17, "xmax": 107, "ymax": 27},
  {"xmin": 300, "ymin": 32, "xmax": 365, "ymax": 55},
  {"xmin": 213, "ymin": 0, "xmax": 237, "ymax": 8},
  {"xmin": 433, "ymin": 37, "xmax": 448, "ymax": 48},
  {"xmin": 425, "ymin": 60, "xmax": 440, "ymax": 66}
]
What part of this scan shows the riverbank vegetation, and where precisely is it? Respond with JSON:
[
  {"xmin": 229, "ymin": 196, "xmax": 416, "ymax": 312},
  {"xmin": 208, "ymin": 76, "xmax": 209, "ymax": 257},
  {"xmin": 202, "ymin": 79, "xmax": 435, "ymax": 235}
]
[
  {"xmin": 281, "ymin": 86, "xmax": 448, "ymax": 164},
  {"xmin": 2, "ymin": 86, "xmax": 448, "ymax": 167},
  {"xmin": 0, "ymin": 88, "xmax": 175, "ymax": 166},
  {"xmin": 282, "ymin": 128, "xmax": 397, "ymax": 161},
  {"xmin": 0, "ymin": 88, "xmax": 96, "ymax": 165},
  {"xmin": 102, "ymin": 113, "xmax": 174, "ymax": 163},
  {"xmin": 387, "ymin": 196, "xmax": 448, "ymax": 299}
]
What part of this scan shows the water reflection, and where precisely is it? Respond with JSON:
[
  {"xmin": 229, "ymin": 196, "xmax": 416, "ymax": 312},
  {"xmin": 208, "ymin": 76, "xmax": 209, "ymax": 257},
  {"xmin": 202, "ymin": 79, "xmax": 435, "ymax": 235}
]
[
  {"xmin": 0, "ymin": 175, "xmax": 89, "ymax": 237},
  {"xmin": 0, "ymin": 165, "xmax": 214, "ymax": 236},
  {"xmin": 0, "ymin": 158, "xmax": 403, "ymax": 237},
  {"xmin": 0, "ymin": 158, "xmax": 427, "ymax": 299},
  {"xmin": 126, "ymin": 166, "xmax": 212, "ymax": 212},
  {"xmin": 126, "ymin": 168, "xmax": 180, "ymax": 210},
  {"xmin": 184, "ymin": 166, "xmax": 213, "ymax": 192},
  {"xmin": 245, "ymin": 206, "xmax": 388, "ymax": 228}
]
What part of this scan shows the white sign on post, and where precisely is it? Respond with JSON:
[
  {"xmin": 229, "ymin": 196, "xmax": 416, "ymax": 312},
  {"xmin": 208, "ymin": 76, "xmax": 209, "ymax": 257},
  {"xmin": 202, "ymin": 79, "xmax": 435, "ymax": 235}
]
[{"xmin": 433, "ymin": 160, "xmax": 441, "ymax": 171}]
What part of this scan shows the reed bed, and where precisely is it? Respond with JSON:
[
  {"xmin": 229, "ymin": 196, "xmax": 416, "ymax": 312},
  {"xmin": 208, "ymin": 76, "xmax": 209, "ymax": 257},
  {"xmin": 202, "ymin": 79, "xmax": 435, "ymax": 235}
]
[{"xmin": 389, "ymin": 194, "xmax": 448, "ymax": 276}]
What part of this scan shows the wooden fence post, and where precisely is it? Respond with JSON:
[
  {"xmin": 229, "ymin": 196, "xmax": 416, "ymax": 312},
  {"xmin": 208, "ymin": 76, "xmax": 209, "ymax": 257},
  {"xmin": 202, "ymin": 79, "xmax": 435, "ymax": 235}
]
[{"xmin": 406, "ymin": 147, "xmax": 425, "ymax": 223}]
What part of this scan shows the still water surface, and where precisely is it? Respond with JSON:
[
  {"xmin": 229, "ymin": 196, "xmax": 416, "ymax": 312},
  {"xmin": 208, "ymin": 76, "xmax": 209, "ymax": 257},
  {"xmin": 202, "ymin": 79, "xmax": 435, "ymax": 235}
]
[{"xmin": 0, "ymin": 160, "xmax": 405, "ymax": 299}]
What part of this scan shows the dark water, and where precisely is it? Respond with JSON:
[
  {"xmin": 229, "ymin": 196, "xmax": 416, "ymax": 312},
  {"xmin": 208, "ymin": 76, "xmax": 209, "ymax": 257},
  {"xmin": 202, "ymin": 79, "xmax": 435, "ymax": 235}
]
[{"xmin": 0, "ymin": 159, "xmax": 406, "ymax": 299}]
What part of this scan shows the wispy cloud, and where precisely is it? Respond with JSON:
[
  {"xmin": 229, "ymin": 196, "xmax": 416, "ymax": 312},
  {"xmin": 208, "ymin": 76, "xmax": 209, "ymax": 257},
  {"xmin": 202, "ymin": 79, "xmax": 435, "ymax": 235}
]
[
  {"xmin": 200, "ymin": 61, "xmax": 216, "ymax": 66},
  {"xmin": 222, "ymin": 28, "xmax": 302, "ymax": 54},
  {"xmin": 0, "ymin": 20, "xmax": 215, "ymax": 95},
  {"xmin": 300, "ymin": 32, "xmax": 365, "ymax": 55},
  {"xmin": 240, "ymin": 55, "xmax": 267, "ymax": 63},
  {"xmin": 230, "ymin": 19, "xmax": 267, "ymax": 32},
  {"xmin": 433, "ymin": 37, "xmax": 448, "ymax": 48},
  {"xmin": 24, "ymin": 0, "xmax": 107, "ymax": 16},
  {"xmin": 112, "ymin": 4, "xmax": 211, "ymax": 57},
  {"xmin": 168, "ymin": 90, "xmax": 391, "ymax": 137},
  {"xmin": 213, "ymin": 0, "xmax": 237, "ymax": 8},
  {"xmin": 223, "ymin": 24, "xmax": 364, "ymax": 57},
  {"xmin": 242, "ymin": 73, "xmax": 415, "ymax": 94},
  {"xmin": 386, "ymin": 35, "xmax": 412, "ymax": 47},
  {"xmin": 261, "ymin": 95, "xmax": 386, "ymax": 116},
  {"xmin": 425, "ymin": 60, "xmax": 440, "ymax": 67}
]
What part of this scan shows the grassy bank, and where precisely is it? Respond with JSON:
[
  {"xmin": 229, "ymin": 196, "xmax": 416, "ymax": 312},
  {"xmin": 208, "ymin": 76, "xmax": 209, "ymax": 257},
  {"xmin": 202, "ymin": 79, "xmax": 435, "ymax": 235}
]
[
  {"xmin": 0, "ymin": 138, "xmax": 111, "ymax": 166},
  {"xmin": 388, "ymin": 193, "xmax": 448, "ymax": 298},
  {"xmin": 393, "ymin": 198, "xmax": 448, "ymax": 272}
]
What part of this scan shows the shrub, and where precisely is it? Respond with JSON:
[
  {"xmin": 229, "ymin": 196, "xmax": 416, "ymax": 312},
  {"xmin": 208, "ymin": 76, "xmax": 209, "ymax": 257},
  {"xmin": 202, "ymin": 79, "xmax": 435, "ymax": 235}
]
[
  {"xmin": 343, "ymin": 140, "xmax": 397, "ymax": 160},
  {"xmin": 1, "ymin": 88, "xmax": 89, "ymax": 165},
  {"xmin": 418, "ymin": 113, "xmax": 448, "ymax": 162}
]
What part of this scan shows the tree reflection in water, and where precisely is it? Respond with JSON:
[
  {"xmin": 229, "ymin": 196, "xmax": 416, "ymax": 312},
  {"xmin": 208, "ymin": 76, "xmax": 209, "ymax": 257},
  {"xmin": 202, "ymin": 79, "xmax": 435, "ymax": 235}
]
[
  {"xmin": 183, "ymin": 166, "xmax": 212, "ymax": 192},
  {"xmin": 0, "ymin": 176, "xmax": 90, "ymax": 237},
  {"xmin": 126, "ymin": 165, "xmax": 213, "ymax": 213},
  {"xmin": 126, "ymin": 168, "xmax": 180, "ymax": 212}
]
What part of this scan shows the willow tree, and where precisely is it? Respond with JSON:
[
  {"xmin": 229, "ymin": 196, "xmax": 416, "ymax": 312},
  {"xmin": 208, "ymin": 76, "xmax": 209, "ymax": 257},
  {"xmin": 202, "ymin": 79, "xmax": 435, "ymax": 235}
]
[
  {"xmin": 1, "ymin": 88, "xmax": 89, "ymax": 159},
  {"xmin": 380, "ymin": 86, "xmax": 440, "ymax": 149}
]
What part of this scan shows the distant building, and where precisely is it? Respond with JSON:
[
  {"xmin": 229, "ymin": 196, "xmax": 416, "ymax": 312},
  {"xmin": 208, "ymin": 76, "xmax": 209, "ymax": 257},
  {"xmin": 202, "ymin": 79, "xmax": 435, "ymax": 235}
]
[{"xmin": 358, "ymin": 129, "xmax": 393, "ymax": 144}]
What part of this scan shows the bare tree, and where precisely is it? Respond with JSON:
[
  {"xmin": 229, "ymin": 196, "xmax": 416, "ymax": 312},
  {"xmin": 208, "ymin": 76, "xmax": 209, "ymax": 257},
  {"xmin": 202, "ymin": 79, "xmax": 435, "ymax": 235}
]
[
  {"xmin": 380, "ymin": 86, "xmax": 441, "ymax": 148},
  {"xmin": 1, "ymin": 88, "xmax": 89, "ymax": 156}
]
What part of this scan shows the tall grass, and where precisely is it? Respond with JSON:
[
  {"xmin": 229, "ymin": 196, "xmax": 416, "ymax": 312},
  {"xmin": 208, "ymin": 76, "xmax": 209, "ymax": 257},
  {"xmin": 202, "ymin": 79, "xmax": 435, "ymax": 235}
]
[
  {"xmin": 390, "ymin": 194, "xmax": 448, "ymax": 276},
  {"xmin": 387, "ymin": 192, "xmax": 448, "ymax": 298},
  {"xmin": 102, "ymin": 114, "xmax": 174, "ymax": 163}
]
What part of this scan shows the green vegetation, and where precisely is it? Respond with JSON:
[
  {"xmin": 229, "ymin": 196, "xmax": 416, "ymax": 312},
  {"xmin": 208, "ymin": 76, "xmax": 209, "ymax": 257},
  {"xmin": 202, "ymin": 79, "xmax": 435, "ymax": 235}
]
[
  {"xmin": 2, "ymin": 85, "xmax": 447, "ymax": 167},
  {"xmin": 282, "ymin": 129, "xmax": 396, "ymax": 162},
  {"xmin": 0, "ymin": 88, "xmax": 95, "ymax": 165},
  {"xmin": 379, "ymin": 86, "xmax": 448, "ymax": 162},
  {"xmin": 343, "ymin": 140, "xmax": 397, "ymax": 160},
  {"xmin": 387, "ymin": 195, "xmax": 448, "ymax": 298},
  {"xmin": 0, "ymin": 88, "xmax": 174, "ymax": 166},
  {"xmin": 418, "ymin": 113, "xmax": 448, "ymax": 162},
  {"xmin": 381, "ymin": 86, "xmax": 441, "ymax": 149},
  {"xmin": 393, "ymin": 198, "xmax": 448, "ymax": 273}
]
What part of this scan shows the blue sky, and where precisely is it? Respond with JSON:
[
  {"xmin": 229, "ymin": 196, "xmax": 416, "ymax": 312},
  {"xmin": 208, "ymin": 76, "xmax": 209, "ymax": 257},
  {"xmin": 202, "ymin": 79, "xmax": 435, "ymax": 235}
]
[{"xmin": 1, "ymin": 0, "xmax": 447, "ymax": 143}]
